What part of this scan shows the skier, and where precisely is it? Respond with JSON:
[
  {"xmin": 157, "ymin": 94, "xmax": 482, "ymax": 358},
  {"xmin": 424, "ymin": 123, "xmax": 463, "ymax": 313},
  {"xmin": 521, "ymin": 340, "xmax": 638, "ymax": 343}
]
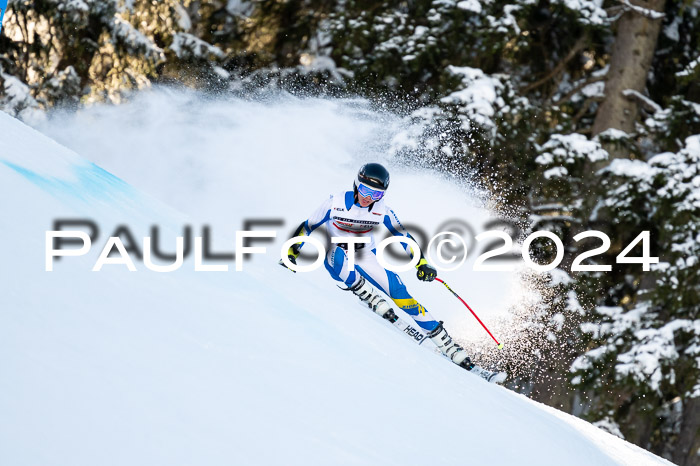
[{"xmin": 280, "ymin": 163, "xmax": 503, "ymax": 383}]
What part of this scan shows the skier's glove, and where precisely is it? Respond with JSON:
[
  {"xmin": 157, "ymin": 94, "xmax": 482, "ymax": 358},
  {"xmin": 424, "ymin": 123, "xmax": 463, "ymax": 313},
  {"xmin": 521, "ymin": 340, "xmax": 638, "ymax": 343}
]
[
  {"xmin": 416, "ymin": 258, "xmax": 437, "ymax": 282},
  {"xmin": 278, "ymin": 245, "xmax": 300, "ymax": 273}
]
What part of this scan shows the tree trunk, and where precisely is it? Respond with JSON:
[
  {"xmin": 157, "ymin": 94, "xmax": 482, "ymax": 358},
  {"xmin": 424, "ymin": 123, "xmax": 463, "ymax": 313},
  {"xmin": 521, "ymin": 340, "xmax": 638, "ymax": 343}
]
[
  {"xmin": 674, "ymin": 397, "xmax": 700, "ymax": 466},
  {"xmin": 592, "ymin": 0, "xmax": 666, "ymax": 157}
]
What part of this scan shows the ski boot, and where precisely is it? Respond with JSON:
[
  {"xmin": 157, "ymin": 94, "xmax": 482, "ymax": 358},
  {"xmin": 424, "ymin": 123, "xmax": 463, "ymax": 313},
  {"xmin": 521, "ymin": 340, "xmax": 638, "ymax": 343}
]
[
  {"xmin": 427, "ymin": 321, "xmax": 472, "ymax": 366},
  {"xmin": 427, "ymin": 321, "xmax": 506, "ymax": 384},
  {"xmin": 348, "ymin": 276, "xmax": 399, "ymax": 323}
]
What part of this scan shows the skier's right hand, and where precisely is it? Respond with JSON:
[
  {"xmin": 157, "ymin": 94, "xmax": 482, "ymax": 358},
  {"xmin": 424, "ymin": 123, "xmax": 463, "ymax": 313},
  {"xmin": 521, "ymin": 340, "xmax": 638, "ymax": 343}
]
[{"xmin": 416, "ymin": 258, "xmax": 437, "ymax": 281}]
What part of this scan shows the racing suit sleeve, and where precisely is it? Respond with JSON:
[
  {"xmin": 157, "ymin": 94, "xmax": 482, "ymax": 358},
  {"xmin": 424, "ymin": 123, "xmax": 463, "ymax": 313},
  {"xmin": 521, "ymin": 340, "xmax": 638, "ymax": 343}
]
[
  {"xmin": 287, "ymin": 196, "xmax": 332, "ymax": 255},
  {"xmin": 383, "ymin": 207, "xmax": 425, "ymax": 261}
]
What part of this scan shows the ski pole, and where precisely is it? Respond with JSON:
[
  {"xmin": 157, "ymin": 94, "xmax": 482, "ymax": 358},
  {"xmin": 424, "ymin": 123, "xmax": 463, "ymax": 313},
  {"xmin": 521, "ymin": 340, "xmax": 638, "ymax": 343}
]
[{"xmin": 434, "ymin": 277, "xmax": 503, "ymax": 349}]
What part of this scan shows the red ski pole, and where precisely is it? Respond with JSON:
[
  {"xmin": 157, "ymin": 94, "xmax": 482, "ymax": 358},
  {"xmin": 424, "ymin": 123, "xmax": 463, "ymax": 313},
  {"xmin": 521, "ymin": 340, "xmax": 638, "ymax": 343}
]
[{"xmin": 434, "ymin": 277, "xmax": 503, "ymax": 349}]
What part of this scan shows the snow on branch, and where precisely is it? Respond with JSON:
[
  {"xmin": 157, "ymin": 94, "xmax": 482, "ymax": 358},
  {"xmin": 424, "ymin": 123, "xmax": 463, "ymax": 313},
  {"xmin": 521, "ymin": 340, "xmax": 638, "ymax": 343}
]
[
  {"xmin": 456, "ymin": 0, "xmax": 482, "ymax": 14},
  {"xmin": 677, "ymin": 56, "xmax": 700, "ymax": 78},
  {"xmin": 170, "ymin": 33, "xmax": 225, "ymax": 60},
  {"xmin": 0, "ymin": 72, "xmax": 44, "ymax": 123},
  {"xmin": 616, "ymin": 0, "xmax": 665, "ymax": 20},
  {"xmin": 536, "ymin": 133, "xmax": 609, "ymax": 167},
  {"xmin": 571, "ymin": 305, "xmax": 699, "ymax": 394},
  {"xmin": 111, "ymin": 17, "xmax": 164, "ymax": 62},
  {"xmin": 441, "ymin": 66, "xmax": 505, "ymax": 135},
  {"xmin": 51, "ymin": 0, "xmax": 92, "ymax": 24},
  {"xmin": 622, "ymin": 89, "xmax": 663, "ymax": 114},
  {"xmin": 616, "ymin": 319, "xmax": 694, "ymax": 393},
  {"xmin": 559, "ymin": 0, "xmax": 608, "ymax": 25},
  {"xmin": 593, "ymin": 418, "xmax": 625, "ymax": 439}
]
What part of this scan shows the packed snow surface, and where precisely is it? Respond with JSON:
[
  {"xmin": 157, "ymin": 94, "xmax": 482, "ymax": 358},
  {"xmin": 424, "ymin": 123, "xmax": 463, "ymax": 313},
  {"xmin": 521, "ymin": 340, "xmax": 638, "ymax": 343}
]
[{"xmin": 0, "ymin": 93, "xmax": 672, "ymax": 465}]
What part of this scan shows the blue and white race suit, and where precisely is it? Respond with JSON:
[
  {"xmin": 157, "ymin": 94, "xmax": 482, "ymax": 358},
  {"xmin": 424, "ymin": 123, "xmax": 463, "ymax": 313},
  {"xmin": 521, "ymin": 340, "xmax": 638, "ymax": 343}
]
[{"xmin": 297, "ymin": 190, "xmax": 439, "ymax": 332}]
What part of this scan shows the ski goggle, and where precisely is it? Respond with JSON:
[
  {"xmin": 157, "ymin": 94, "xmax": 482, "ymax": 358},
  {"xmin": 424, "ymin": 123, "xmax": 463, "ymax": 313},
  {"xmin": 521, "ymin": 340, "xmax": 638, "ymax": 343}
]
[{"xmin": 357, "ymin": 182, "xmax": 385, "ymax": 201}]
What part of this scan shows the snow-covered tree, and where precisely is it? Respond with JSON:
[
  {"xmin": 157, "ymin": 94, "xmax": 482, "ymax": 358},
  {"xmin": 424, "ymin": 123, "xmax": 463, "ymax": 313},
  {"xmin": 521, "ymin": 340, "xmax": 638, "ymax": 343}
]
[
  {"xmin": 571, "ymin": 135, "xmax": 700, "ymax": 462},
  {"xmin": 0, "ymin": 0, "xmax": 224, "ymax": 116}
]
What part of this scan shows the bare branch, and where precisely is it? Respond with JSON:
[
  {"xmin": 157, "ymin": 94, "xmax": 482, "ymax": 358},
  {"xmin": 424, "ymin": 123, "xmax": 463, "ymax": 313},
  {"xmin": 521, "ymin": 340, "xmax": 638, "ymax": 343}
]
[
  {"xmin": 572, "ymin": 96, "xmax": 604, "ymax": 126},
  {"xmin": 521, "ymin": 36, "xmax": 587, "ymax": 94}
]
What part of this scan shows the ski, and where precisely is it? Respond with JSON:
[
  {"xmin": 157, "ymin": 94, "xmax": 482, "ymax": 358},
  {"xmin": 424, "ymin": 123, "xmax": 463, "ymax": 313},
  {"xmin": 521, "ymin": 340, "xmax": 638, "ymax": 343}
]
[
  {"xmin": 388, "ymin": 314, "xmax": 429, "ymax": 346},
  {"xmin": 368, "ymin": 306, "xmax": 508, "ymax": 384}
]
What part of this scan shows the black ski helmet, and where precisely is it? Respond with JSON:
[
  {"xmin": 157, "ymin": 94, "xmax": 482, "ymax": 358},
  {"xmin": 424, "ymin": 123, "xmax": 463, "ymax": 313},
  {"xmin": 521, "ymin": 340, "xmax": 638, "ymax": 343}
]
[{"xmin": 355, "ymin": 163, "xmax": 390, "ymax": 191}]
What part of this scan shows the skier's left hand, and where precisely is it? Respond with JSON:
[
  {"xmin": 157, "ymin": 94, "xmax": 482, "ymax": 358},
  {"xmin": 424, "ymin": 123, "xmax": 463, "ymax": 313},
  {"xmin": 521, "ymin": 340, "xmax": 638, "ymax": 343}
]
[
  {"xmin": 279, "ymin": 244, "xmax": 300, "ymax": 273},
  {"xmin": 279, "ymin": 255, "xmax": 297, "ymax": 273},
  {"xmin": 416, "ymin": 258, "xmax": 437, "ymax": 282}
]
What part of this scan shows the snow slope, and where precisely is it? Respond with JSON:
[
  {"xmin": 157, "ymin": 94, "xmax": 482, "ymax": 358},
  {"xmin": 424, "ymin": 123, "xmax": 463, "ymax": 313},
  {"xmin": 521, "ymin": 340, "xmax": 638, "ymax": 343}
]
[{"xmin": 0, "ymin": 98, "xmax": 672, "ymax": 465}]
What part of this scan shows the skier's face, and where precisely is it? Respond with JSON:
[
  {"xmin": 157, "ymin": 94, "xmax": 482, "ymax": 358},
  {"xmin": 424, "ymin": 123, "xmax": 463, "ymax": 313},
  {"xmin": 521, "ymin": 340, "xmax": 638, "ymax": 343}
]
[
  {"xmin": 358, "ymin": 193, "xmax": 374, "ymax": 207},
  {"xmin": 356, "ymin": 182, "xmax": 385, "ymax": 207}
]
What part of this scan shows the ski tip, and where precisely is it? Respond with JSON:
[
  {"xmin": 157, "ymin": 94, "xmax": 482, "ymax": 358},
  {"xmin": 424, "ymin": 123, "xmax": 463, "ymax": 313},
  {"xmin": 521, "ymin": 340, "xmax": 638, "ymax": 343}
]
[
  {"xmin": 497, "ymin": 343, "xmax": 504, "ymax": 350},
  {"xmin": 491, "ymin": 372, "xmax": 508, "ymax": 384}
]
